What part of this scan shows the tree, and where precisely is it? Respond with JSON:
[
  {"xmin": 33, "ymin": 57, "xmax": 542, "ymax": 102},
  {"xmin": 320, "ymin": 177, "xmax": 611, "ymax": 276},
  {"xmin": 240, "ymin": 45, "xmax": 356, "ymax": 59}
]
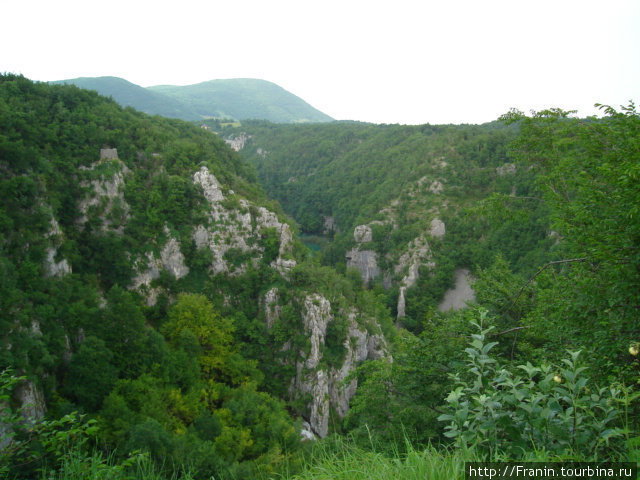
[
  {"xmin": 161, "ymin": 293, "xmax": 236, "ymax": 382},
  {"xmin": 65, "ymin": 336, "xmax": 118, "ymax": 411},
  {"xmin": 501, "ymin": 105, "xmax": 640, "ymax": 376},
  {"xmin": 99, "ymin": 286, "xmax": 147, "ymax": 378}
]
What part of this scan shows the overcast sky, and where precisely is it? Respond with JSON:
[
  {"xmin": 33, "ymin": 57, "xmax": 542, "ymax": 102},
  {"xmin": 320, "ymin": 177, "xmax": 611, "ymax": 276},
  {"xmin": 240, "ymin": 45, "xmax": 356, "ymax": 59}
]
[{"xmin": 2, "ymin": 0, "xmax": 639, "ymax": 124}]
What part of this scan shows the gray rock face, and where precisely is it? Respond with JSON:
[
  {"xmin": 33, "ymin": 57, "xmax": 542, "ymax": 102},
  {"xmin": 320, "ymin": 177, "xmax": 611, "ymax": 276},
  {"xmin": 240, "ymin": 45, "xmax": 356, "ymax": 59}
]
[
  {"xmin": 438, "ymin": 268, "xmax": 476, "ymax": 311},
  {"xmin": 43, "ymin": 216, "xmax": 71, "ymax": 277},
  {"xmin": 100, "ymin": 148, "xmax": 118, "ymax": 160},
  {"xmin": 193, "ymin": 166, "xmax": 295, "ymax": 276},
  {"xmin": 160, "ymin": 237, "xmax": 189, "ymax": 280},
  {"xmin": 429, "ymin": 218, "xmax": 446, "ymax": 238},
  {"xmin": 77, "ymin": 160, "xmax": 130, "ymax": 233},
  {"xmin": 16, "ymin": 380, "xmax": 46, "ymax": 421},
  {"xmin": 300, "ymin": 421, "xmax": 316, "ymax": 442},
  {"xmin": 44, "ymin": 248, "xmax": 72, "ymax": 277},
  {"xmin": 288, "ymin": 294, "xmax": 389, "ymax": 437},
  {"xmin": 1, "ymin": 381, "xmax": 46, "ymax": 451},
  {"xmin": 395, "ymin": 235, "xmax": 434, "ymax": 289},
  {"xmin": 497, "ymin": 163, "xmax": 517, "ymax": 176},
  {"xmin": 346, "ymin": 249, "xmax": 380, "ymax": 284},
  {"xmin": 194, "ymin": 166, "xmax": 225, "ymax": 203},
  {"xmin": 131, "ymin": 230, "xmax": 189, "ymax": 305},
  {"xmin": 354, "ymin": 224, "xmax": 373, "ymax": 243},
  {"xmin": 225, "ymin": 133, "xmax": 251, "ymax": 151},
  {"xmin": 429, "ymin": 180, "xmax": 444, "ymax": 194},
  {"xmin": 397, "ymin": 287, "xmax": 406, "ymax": 320},
  {"xmin": 323, "ymin": 216, "xmax": 337, "ymax": 233},
  {"xmin": 394, "ymin": 234, "xmax": 436, "ymax": 320},
  {"xmin": 263, "ymin": 288, "xmax": 281, "ymax": 328},
  {"xmin": 303, "ymin": 294, "xmax": 332, "ymax": 370}
]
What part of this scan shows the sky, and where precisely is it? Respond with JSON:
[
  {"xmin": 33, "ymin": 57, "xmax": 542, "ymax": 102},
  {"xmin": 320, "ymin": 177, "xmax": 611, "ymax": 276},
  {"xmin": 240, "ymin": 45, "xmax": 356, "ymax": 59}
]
[{"xmin": 2, "ymin": 0, "xmax": 639, "ymax": 124}]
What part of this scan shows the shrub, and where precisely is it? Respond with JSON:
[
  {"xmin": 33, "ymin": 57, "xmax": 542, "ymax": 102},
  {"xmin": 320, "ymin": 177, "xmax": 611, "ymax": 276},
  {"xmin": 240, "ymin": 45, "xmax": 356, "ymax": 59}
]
[{"xmin": 438, "ymin": 310, "xmax": 625, "ymax": 459}]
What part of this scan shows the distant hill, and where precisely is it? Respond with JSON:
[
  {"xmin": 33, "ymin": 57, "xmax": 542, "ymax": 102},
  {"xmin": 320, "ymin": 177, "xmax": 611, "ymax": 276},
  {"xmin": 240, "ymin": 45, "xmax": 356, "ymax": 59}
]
[
  {"xmin": 50, "ymin": 76, "xmax": 202, "ymax": 120},
  {"xmin": 50, "ymin": 76, "xmax": 333, "ymax": 123}
]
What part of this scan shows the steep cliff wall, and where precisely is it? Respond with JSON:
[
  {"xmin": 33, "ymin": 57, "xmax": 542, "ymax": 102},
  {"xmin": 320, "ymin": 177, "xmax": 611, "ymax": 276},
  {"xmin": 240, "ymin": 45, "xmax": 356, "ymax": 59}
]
[{"xmin": 266, "ymin": 291, "xmax": 389, "ymax": 437}]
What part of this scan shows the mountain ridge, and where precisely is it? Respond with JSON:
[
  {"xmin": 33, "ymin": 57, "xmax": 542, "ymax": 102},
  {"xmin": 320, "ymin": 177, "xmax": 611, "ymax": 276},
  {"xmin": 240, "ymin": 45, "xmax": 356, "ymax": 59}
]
[{"xmin": 50, "ymin": 76, "xmax": 334, "ymax": 123}]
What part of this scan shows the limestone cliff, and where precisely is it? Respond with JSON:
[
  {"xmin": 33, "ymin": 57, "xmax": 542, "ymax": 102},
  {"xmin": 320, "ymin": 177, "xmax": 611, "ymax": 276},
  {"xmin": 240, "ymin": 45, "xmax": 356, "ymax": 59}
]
[
  {"xmin": 192, "ymin": 166, "xmax": 295, "ymax": 276},
  {"xmin": 265, "ymin": 291, "xmax": 389, "ymax": 437}
]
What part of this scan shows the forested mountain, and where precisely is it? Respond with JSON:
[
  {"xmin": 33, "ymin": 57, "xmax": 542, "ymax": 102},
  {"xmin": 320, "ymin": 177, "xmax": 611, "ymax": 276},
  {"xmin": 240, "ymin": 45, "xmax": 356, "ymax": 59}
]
[
  {"xmin": 219, "ymin": 111, "xmax": 640, "ymax": 455},
  {"xmin": 218, "ymin": 120, "xmax": 553, "ymax": 330},
  {"xmin": 149, "ymin": 79, "xmax": 334, "ymax": 123},
  {"xmin": 51, "ymin": 76, "xmax": 334, "ymax": 123},
  {"xmin": 50, "ymin": 76, "xmax": 202, "ymax": 120},
  {"xmin": 0, "ymin": 75, "xmax": 388, "ymax": 478},
  {"xmin": 2, "ymin": 75, "xmax": 639, "ymax": 478}
]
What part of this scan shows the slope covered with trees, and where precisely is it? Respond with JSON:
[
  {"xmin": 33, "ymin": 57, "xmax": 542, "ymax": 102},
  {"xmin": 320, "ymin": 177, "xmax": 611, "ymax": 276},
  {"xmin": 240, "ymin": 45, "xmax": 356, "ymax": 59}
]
[
  {"xmin": 219, "ymin": 119, "xmax": 554, "ymax": 330},
  {"xmin": 2, "ymin": 74, "xmax": 638, "ymax": 478},
  {"xmin": 218, "ymin": 107, "xmax": 640, "ymax": 458},
  {"xmin": 50, "ymin": 76, "xmax": 203, "ymax": 120},
  {"xmin": 52, "ymin": 76, "xmax": 334, "ymax": 123},
  {"xmin": 0, "ymin": 75, "xmax": 389, "ymax": 478}
]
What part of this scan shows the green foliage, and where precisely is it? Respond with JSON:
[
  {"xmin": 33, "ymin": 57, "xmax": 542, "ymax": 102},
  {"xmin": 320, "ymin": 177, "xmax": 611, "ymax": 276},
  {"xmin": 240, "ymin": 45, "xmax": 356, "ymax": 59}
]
[
  {"xmin": 345, "ymin": 310, "xmax": 471, "ymax": 448},
  {"xmin": 1, "ymin": 369, "xmax": 103, "ymax": 477},
  {"xmin": 439, "ymin": 311, "xmax": 625, "ymax": 459},
  {"xmin": 288, "ymin": 435, "xmax": 471, "ymax": 480},
  {"xmin": 492, "ymin": 105, "xmax": 640, "ymax": 379},
  {"xmin": 6, "ymin": 73, "xmax": 640, "ymax": 476},
  {"xmin": 162, "ymin": 293, "xmax": 238, "ymax": 382},
  {"xmin": 64, "ymin": 336, "xmax": 118, "ymax": 411}
]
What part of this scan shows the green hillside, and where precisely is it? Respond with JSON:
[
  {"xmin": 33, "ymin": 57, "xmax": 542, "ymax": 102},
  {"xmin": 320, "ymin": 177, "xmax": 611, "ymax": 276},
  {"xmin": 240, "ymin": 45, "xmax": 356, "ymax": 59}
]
[
  {"xmin": 50, "ymin": 76, "xmax": 201, "ymax": 120},
  {"xmin": 221, "ymin": 113, "xmax": 640, "ymax": 449},
  {"xmin": 149, "ymin": 78, "xmax": 334, "ymax": 123},
  {"xmin": 51, "ymin": 76, "xmax": 334, "ymax": 123},
  {"xmin": 2, "ymin": 74, "xmax": 639, "ymax": 478},
  {"xmin": 0, "ymin": 75, "xmax": 388, "ymax": 478}
]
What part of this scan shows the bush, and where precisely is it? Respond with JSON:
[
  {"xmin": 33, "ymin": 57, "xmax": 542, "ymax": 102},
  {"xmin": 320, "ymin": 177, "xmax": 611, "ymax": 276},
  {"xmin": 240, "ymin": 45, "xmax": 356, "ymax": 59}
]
[{"xmin": 438, "ymin": 310, "xmax": 625, "ymax": 459}]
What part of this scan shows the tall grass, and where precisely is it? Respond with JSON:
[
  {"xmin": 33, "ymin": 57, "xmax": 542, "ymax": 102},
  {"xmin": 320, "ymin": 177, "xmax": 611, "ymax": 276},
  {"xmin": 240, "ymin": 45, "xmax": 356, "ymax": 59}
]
[
  {"xmin": 282, "ymin": 435, "xmax": 475, "ymax": 480},
  {"xmin": 37, "ymin": 448, "xmax": 197, "ymax": 480}
]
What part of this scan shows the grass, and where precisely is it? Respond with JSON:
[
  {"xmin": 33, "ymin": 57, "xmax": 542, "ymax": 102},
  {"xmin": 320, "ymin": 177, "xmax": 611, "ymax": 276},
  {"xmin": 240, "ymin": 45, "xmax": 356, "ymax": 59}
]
[{"xmin": 279, "ymin": 435, "xmax": 474, "ymax": 480}]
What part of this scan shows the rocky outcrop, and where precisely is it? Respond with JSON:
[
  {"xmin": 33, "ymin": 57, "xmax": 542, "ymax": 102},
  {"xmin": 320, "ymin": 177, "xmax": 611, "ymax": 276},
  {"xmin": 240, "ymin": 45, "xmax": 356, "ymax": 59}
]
[
  {"xmin": 346, "ymin": 224, "xmax": 380, "ymax": 284},
  {"xmin": 131, "ymin": 231, "xmax": 189, "ymax": 305},
  {"xmin": 429, "ymin": 218, "xmax": 446, "ymax": 238},
  {"xmin": 15, "ymin": 380, "xmax": 46, "ymax": 421},
  {"xmin": 43, "ymin": 216, "xmax": 71, "ymax": 278},
  {"xmin": 77, "ymin": 159, "xmax": 130, "ymax": 233},
  {"xmin": 160, "ymin": 231, "xmax": 189, "ymax": 280},
  {"xmin": 397, "ymin": 286, "xmax": 406, "ymax": 320},
  {"xmin": 438, "ymin": 268, "xmax": 476, "ymax": 311},
  {"xmin": 194, "ymin": 166, "xmax": 225, "ymax": 203},
  {"xmin": 328, "ymin": 312, "xmax": 386, "ymax": 418},
  {"xmin": 100, "ymin": 148, "xmax": 118, "ymax": 160},
  {"xmin": 346, "ymin": 249, "xmax": 380, "ymax": 284},
  {"xmin": 44, "ymin": 248, "xmax": 72, "ymax": 277},
  {"xmin": 429, "ymin": 180, "xmax": 444, "ymax": 194},
  {"xmin": 0, "ymin": 379, "xmax": 47, "ymax": 451},
  {"xmin": 193, "ymin": 166, "xmax": 295, "ymax": 276},
  {"xmin": 323, "ymin": 216, "xmax": 337, "ymax": 233},
  {"xmin": 284, "ymin": 294, "xmax": 388, "ymax": 438},
  {"xmin": 225, "ymin": 133, "xmax": 250, "ymax": 151},
  {"xmin": 263, "ymin": 288, "xmax": 281, "ymax": 329},
  {"xmin": 353, "ymin": 225, "xmax": 372, "ymax": 243},
  {"xmin": 302, "ymin": 295, "xmax": 332, "ymax": 370},
  {"xmin": 394, "ymin": 234, "xmax": 436, "ymax": 320},
  {"xmin": 395, "ymin": 235, "xmax": 434, "ymax": 289},
  {"xmin": 497, "ymin": 163, "xmax": 517, "ymax": 176}
]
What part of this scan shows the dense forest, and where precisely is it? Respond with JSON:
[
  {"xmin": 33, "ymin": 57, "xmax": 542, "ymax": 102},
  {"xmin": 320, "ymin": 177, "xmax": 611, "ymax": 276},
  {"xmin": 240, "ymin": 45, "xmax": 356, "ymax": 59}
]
[{"xmin": 1, "ymin": 75, "xmax": 639, "ymax": 479}]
